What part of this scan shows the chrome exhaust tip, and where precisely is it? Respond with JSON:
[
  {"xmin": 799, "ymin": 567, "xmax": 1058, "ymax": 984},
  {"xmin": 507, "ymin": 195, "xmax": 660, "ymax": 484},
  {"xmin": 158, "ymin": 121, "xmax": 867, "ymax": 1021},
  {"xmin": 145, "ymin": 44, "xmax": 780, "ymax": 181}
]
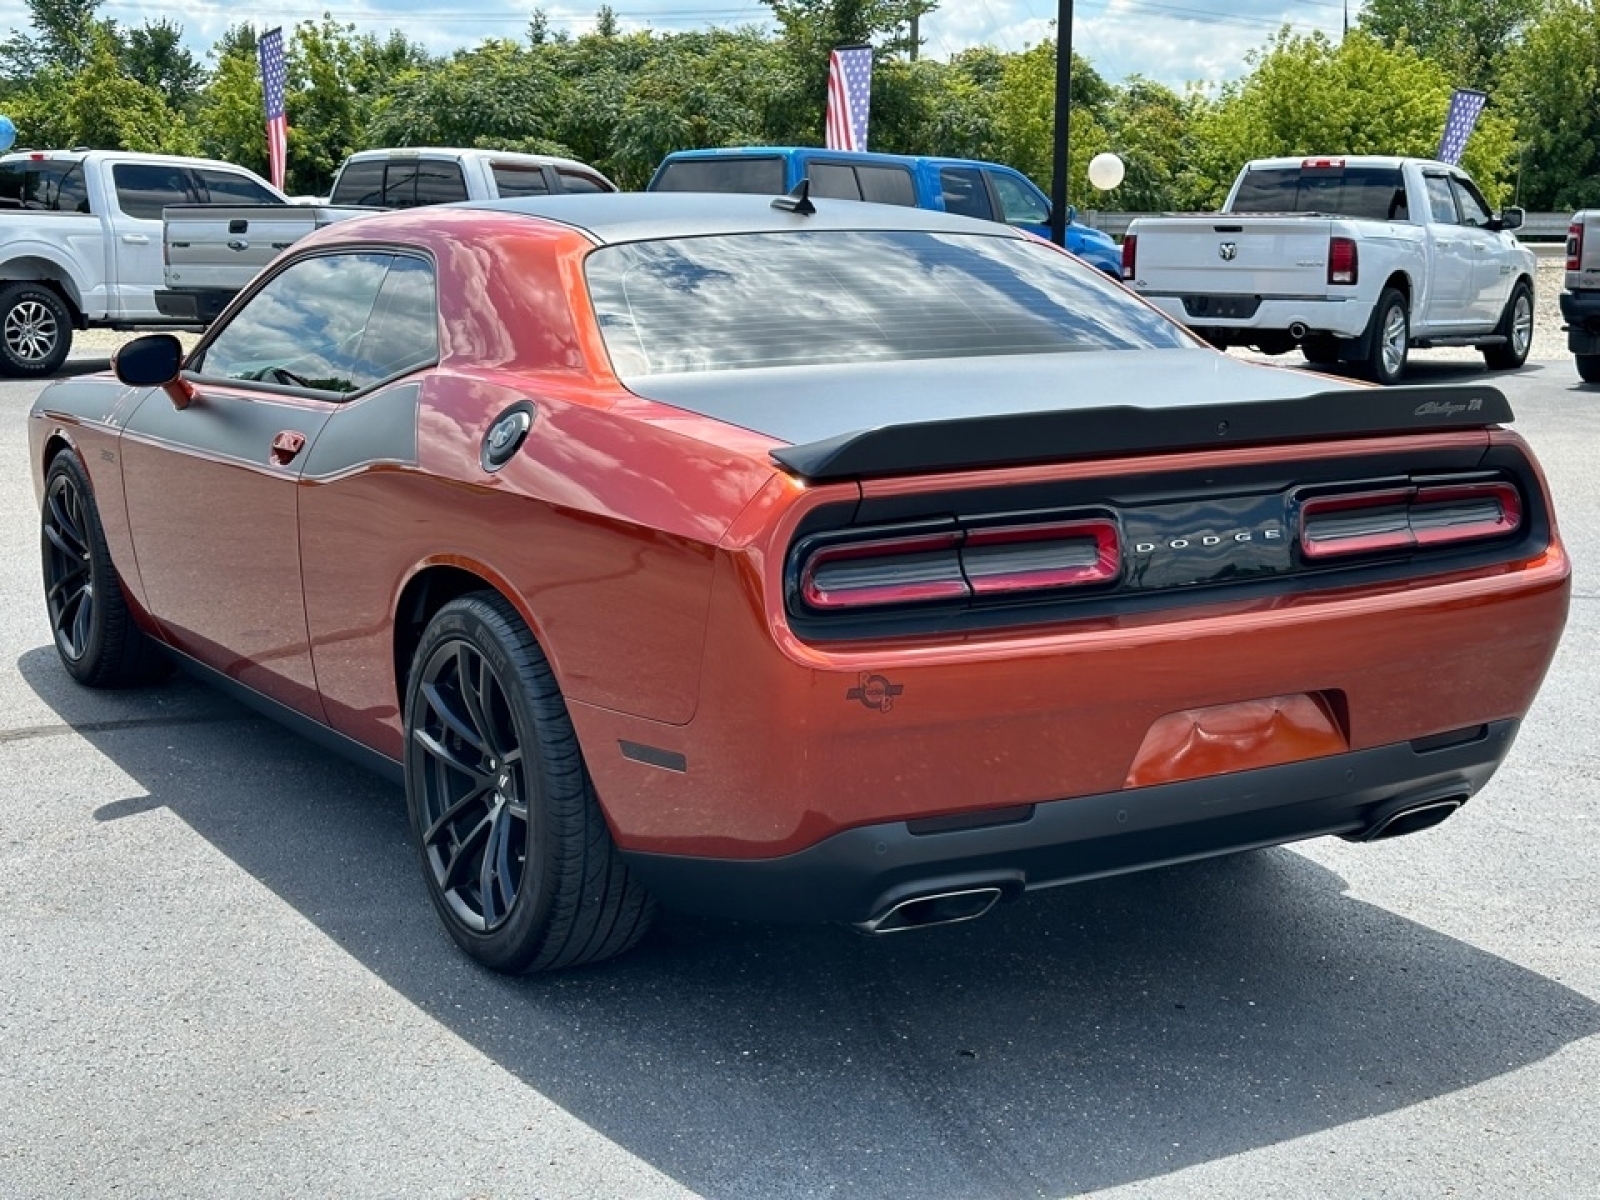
[
  {"xmin": 1289, "ymin": 322, "xmax": 1309, "ymax": 340},
  {"xmin": 1353, "ymin": 794, "xmax": 1468, "ymax": 843},
  {"xmin": 855, "ymin": 886, "xmax": 1004, "ymax": 935}
]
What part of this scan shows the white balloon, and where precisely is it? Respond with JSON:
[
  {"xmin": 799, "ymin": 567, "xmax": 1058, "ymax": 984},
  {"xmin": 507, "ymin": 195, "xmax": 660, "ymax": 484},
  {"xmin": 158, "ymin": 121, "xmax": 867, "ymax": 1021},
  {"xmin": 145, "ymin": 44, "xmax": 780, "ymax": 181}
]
[{"xmin": 1087, "ymin": 152, "xmax": 1125, "ymax": 191}]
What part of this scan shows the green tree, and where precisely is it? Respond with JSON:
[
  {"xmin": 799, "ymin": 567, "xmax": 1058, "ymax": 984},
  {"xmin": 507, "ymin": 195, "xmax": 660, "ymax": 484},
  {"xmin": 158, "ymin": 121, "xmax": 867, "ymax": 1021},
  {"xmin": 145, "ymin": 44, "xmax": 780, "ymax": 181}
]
[
  {"xmin": 1502, "ymin": 0, "xmax": 1600, "ymax": 209},
  {"xmin": 0, "ymin": 0, "xmax": 107, "ymax": 79},
  {"xmin": 1359, "ymin": 0, "xmax": 1540, "ymax": 89},
  {"xmin": 192, "ymin": 43, "xmax": 273, "ymax": 176},
  {"xmin": 991, "ymin": 39, "xmax": 1113, "ymax": 200},
  {"xmin": 122, "ymin": 19, "xmax": 207, "ymax": 112}
]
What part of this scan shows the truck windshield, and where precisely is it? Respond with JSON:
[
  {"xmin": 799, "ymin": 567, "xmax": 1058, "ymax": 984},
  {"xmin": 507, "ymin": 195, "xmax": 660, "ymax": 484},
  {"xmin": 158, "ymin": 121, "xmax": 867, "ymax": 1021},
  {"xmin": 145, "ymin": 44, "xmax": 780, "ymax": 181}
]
[
  {"xmin": 1231, "ymin": 166, "xmax": 1408, "ymax": 222},
  {"xmin": 586, "ymin": 229, "xmax": 1190, "ymax": 376}
]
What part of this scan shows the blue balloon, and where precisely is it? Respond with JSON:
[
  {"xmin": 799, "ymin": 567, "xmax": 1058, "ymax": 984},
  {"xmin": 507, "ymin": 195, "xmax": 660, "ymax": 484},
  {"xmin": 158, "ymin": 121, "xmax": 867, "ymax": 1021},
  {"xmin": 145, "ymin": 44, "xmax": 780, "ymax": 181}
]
[{"xmin": 0, "ymin": 115, "xmax": 15, "ymax": 154}]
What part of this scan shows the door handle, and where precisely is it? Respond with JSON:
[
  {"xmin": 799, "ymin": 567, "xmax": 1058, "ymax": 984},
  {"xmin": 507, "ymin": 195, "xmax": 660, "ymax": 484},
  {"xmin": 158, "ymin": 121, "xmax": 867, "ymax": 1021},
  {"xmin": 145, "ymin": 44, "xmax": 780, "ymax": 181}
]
[
  {"xmin": 269, "ymin": 430, "xmax": 306, "ymax": 466},
  {"xmin": 121, "ymin": 233, "xmax": 150, "ymax": 244}
]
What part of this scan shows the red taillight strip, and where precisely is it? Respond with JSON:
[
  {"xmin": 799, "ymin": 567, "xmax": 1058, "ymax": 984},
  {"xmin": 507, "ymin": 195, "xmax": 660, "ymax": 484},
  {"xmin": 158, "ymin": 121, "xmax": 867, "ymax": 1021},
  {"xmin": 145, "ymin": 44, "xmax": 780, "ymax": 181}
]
[
  {"xmin": 1121, "ymin": 234, "xmax": 1137, "ymax": 280},
  {"xmin": 1300, "ymin": 482, "xmax": 1521, "ymax": 560},
  {"xmin": 801, "ymin": 531, "xmax": 966, "ymax": 610},
  {"xmin": 1328, "ymin": 236, "xmax": 1358, "ymax": 286},
  {"xmin": 964, "ymin": 519, "xmax": 1120, "ymax": 595},
  {"xmin": 1568, "ymin": 221, "xmax": 1583, "ymax": 273}
]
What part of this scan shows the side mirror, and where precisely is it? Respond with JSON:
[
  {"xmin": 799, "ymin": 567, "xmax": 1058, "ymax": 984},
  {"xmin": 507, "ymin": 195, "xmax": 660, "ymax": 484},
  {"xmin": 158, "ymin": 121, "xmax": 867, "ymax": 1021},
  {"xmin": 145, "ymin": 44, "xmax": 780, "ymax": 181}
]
[
  {"xmin": 1496, "ymin": 206, "xmax": 1525, "ymax": 232},
  {"xmin": 1065, "ymin": 204, "xmax": 1078, "ymax": 226},
  {"xmin": 113, "ymin": 333, "xmax": 195, "ymax": 409}
]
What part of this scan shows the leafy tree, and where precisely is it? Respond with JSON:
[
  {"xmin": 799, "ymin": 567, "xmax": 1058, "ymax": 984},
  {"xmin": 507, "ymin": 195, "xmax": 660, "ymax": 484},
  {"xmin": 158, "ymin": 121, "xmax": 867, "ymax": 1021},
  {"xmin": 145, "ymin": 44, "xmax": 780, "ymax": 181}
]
[
  {"xmin": 122, "ymin": 19, "xmax": 207, "ymax": 112},
  {"xmin": 290, "ymin": 18, "xmax": 405, "ymax": 195},
  {"xmin": 1501, "ymin": 0, "xmax": 1600, "ymax": 209},
  {"xmin": 1094, "ymin": 77, "xmax": 1195, "ymax": 213},
  {"xmin": 991, "ymin": 40, "xmax": 1113, "ymax": 200},
  {"xmin": 1359, "ymin": 0, "xmax": 1540, "ymax": 90},
  {"xmin": 0, "ymin": 0, "xmax": 107, "ymax": 79},
  {"xmin": 192, "ymin": 44, "xmax": 273, "ymax": 175}
]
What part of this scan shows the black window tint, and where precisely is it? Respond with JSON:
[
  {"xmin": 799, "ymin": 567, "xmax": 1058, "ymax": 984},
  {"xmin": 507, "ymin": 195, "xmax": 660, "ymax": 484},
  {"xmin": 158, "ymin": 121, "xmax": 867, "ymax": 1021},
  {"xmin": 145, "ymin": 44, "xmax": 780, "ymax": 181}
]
[
  {"xmin": 555, "ymin": 169, "xmax": 611, "ymax": 194},
  {"xmin": 493, "ymin": 166, "xmax": 550, "ymax": 197},
  {"xmin": 195, "ymin": 168, "xmax": 282, "ymax": 205},
  {"xmin": 939, "ymin": 167, "xmax": 993, "ymax": 220},
  {"xmin": 414, "ymin": 162, "xmax": 469, "ymax": 206},
  {"xmin": 53, "ymin": 163, "xmax": 89, "ymax": 213},
  {"xmin": 0, "ymin": 161, "xmax": 90, "ymax": 212},
  {"xmin": 809, "ymin": 163, "xmax": 862, "ymax": 201},
  {"xmin": 353, "ymin": 256, "xmax": 439, "ymax": 382},
  {"xmin": 112, "ymin": 162, "xmax": 196, "ymax": 220},
  {"xmin": 857, "ymin": 165, "xmax": 916, "ymax": 206},
  {"xmin": 990, "ymin": 172, "xmax": 1049, "ymax": 224},
  {"xmin": 381, "ymin": 162, "xmax": 419, "ymax": 208},
  {"xmin": 331, "ymin": 160, "xmax": 386, "ymax": 206},
  {"xmin": 1230, "ymin": 165, "xmax": 1407, "ymax": 221},
  {"xmin": 650, "ymin": 158, "xmax": 786, "ymax": 194},
  {"xmin": 196, "ymin": 252, "xmax": 392, "ymax": 394},
  {"xmin": 587, "ymin": 230, "xmax": 1188, "ymax": 376}
]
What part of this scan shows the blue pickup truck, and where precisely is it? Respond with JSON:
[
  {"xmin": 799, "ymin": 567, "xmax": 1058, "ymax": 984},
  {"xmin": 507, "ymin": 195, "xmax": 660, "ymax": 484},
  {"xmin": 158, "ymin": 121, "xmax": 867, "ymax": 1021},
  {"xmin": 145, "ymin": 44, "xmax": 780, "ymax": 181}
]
[{"xmin": 647, "ymin": 146, "xmax": 1122, "ymax": 277}]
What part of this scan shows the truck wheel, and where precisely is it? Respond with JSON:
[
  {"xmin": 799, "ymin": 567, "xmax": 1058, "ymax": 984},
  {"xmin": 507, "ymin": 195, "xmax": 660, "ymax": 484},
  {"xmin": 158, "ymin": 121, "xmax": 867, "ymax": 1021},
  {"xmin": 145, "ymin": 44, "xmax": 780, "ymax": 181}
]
[
  {"xmin": 1365, "ymin": 288, "xmax": 1409, "ymax": 386},
  {"xmin": 1482, "ymin": 280, "xmax": 1533, "ymax": 370},
  {"xmin": 0, "ymin": 282, "xmax": 73, "ymax": 378},
  {"xmin": 1301, "ymin": 335, "xmax": 1341, "ymax": 366},
  {"xmin": 1577, "ymin": 355, "xmax": 1600, "ymax": 384}
]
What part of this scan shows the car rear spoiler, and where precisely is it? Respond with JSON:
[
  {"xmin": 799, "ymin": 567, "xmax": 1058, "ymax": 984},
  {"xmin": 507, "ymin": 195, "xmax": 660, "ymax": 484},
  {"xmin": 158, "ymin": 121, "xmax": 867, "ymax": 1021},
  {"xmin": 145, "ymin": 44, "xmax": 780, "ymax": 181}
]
[{"xmin": 770, "ymin": 384, "xmax": 1514, "ymax": 481}]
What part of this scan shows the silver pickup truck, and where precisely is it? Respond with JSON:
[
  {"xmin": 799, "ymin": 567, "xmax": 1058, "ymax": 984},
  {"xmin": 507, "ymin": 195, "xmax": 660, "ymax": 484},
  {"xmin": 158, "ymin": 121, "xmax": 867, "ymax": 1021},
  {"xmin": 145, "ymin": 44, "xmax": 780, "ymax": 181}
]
[{"xmin": 156, "ymin": 147, "xmax": 618, "ymax": 325}]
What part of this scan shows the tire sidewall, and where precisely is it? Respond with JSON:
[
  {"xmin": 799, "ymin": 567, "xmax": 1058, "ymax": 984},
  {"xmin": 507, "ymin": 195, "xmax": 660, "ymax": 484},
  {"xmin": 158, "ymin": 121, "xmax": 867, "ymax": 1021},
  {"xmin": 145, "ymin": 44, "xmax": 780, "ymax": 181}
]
[
  {"xmin": 403, "ymin": 599, "xmax": 557, "ymax": 971},
  {"xmin": 42, "ymin": 452, "xmax": 110, "ymax": 683},
  {"xmin": 1368, "ymin": 289, "xmax": 1408, "ymax": 386},
  {"xmin": 1, "ymin": 283, "xmax": 72, "ymax": 378}
]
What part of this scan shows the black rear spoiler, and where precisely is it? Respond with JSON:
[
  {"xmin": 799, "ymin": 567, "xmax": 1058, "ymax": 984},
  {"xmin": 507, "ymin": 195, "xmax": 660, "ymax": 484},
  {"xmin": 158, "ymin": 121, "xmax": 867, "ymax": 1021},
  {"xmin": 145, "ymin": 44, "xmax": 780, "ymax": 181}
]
[{"xmin": 770, "ymin": 384, "xmax": 1513, "ymax": 481}]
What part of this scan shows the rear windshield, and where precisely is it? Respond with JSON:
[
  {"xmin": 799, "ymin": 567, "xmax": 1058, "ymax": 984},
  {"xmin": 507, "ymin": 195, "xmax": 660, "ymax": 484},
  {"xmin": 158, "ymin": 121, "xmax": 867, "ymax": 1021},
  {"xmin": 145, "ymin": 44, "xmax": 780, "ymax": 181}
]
[
  {"xmin": 1231, "ymin": 166, "xmax": 1408, "ymax": 221},
  {"xmin": 651, "ymin": 157, "xmax": 786, "ymax": 195},
  {"xmin": 0, "ymin": 159, "xmax": 89, "ymax": 212},
  {"xmin": 586, "ymin": 230, "xmax": 1189, "ymax": 376}
]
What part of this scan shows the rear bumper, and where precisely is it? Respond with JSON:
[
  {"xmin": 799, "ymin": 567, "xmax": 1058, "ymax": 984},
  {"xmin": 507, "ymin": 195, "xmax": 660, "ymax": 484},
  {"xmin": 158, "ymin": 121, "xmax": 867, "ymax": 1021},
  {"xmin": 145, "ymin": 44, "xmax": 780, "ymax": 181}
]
[
  {"xmin": 1560, "ymin": 289, "xmax": 1600, "ymax": 353},
  {"xmin": 1142, "ymin": 294, "xmax": 1371, "ymax": 340},
  {"xmin": 622, "ymin": 720, "xmax": 1517, "ymax": 924}
]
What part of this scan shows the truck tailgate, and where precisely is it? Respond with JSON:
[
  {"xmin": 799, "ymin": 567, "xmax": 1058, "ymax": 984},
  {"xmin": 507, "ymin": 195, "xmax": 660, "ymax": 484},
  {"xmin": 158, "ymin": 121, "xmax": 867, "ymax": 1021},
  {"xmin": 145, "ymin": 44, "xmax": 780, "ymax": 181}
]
[
  {"xmin": 1129, "ymin": 215, "xmax": 1339, "ymax": 302},
  {"xmin": 162, "ymin": 204, "xmax": 370, "ymax": 292}
]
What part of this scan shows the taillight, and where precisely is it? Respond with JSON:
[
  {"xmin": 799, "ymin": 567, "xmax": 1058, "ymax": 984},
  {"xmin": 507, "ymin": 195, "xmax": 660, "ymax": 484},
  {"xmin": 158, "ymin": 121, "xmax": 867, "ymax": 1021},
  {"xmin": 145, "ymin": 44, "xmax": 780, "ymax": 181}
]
[
  {"xmin": 1328, "ymin": 236, "xmax": 1358, "ymax": 285},
  {"xmin": 1299, "ymin": 481, "xmax": 1521, "ymax": 560},
  {"xmin": 798, "ymin": 518, "xmax": 1121, "ymax": 612},
  {"xmin": 1568, "ymin": 221, "xmax": 1583, "ymax": 272},
  {"xmin": 1121, "ymin": 234, "xmax": 1137, "ymax": 280}
]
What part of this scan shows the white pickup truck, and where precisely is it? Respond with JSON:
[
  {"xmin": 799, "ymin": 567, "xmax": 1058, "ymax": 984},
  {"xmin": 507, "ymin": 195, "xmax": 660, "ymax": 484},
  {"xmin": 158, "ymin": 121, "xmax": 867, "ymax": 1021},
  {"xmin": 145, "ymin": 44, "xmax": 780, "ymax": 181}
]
[
  {"xmin": 1122, "ymin": 156, "xmax": 1536, "ymax": 384},
  {"xmin": 158, "ymin": 147, "xmax": 618, "ymax": 324},
  {"xmin": 1560, "ymin": 211, "xmax": 1600, "ymax": 383},
  {"xmin": 0, "ymin": 148, "xmax": 288, "ymax": 377}
]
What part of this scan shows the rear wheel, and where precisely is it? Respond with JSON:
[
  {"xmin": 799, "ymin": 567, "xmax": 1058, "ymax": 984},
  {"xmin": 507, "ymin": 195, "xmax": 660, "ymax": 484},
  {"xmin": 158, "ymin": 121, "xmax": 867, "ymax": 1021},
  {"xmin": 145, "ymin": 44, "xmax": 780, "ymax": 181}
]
[
  {"xmin": 0, "ymin": 282, "xmax": 72, "ymax": 378},
  {"xmin": 404, "ymin": 592, "xmax": 656, "ymax": 973},
  {"xmin": 1577, "ymin": 354, "xmax": 1600, "ymax": 384},
  {"xmin": 1482, "ymin": 280, "xmax": 1533, "ymax": 370},
  {"xmin": 41, "ymin": 451, "xmax": 169, "ymax": 686},
  {"xmin": 1301, "ymin": 334, "xmax": 1341, "ymax": 366},
  {"xmin": 1365, "ymin": 288, "xmax": 1409, "ymax": 386}
]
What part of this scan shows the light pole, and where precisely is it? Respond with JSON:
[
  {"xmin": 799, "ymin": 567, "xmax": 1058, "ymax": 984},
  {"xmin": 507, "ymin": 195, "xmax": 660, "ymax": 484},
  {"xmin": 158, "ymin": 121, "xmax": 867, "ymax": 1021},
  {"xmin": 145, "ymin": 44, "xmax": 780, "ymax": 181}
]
[{"xmin": 1049, "ymin": 0, "xmax": 1074, "ymax": 246}]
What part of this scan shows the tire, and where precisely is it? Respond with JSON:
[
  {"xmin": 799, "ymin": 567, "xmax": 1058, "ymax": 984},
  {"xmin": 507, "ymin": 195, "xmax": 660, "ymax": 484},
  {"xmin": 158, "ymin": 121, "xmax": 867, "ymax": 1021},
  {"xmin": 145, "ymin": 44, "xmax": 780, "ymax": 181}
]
[
  {"xmin": 1482, "ymin": 279, "xmax": 1534, "ymax": 370},
  {"xmin": 404, "ymin": 592, "xmax": 656, "ymax": 973},
  {"xmin": 1365, "ymin": 287, "xmax": 1409, "ymax": 386},
  {"xmin": 0, "ymin": 282, "xmax": 73, "ymax": 378},
  {"xmin": 1301, "ymin": 334, "xmax": 1341, "ymax": 366},
  {"xmin": 41, "ymin": 451, "xmax": 170, "ymax": 687},
  {"xmin": 1577, "ymin": 354, "xmax": 1600, "ymax": 384}
]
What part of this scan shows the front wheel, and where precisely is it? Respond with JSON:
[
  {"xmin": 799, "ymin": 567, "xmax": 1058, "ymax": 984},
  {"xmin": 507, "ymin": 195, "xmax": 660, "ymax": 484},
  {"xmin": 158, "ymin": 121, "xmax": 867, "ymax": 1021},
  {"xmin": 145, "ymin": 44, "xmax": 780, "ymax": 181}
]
[
  {"xmin": 1482, "ymin": 280, "xmax": 1534, "ymax": 370},
  {"xmin": 1365, "ymin": 288, "xmax": 1410, "ymax": 386},
  {"xmin": 403, "ymin": 592, "xmax": 656, "ymax": 973},
  {"xmin": 0, "ymin": 282, "xmax": 73, "ymax": 378},
  {"xmin": 1577, "ymin": 354, "xmax": 1600, "ymax": 384}
]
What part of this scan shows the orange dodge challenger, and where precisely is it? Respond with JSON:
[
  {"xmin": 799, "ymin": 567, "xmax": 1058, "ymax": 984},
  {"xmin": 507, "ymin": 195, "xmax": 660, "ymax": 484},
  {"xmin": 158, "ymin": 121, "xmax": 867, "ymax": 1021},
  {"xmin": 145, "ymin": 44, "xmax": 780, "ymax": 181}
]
[{"xmin": 30, "ymin": 192, "xmax": 1570, "ymax": 973}]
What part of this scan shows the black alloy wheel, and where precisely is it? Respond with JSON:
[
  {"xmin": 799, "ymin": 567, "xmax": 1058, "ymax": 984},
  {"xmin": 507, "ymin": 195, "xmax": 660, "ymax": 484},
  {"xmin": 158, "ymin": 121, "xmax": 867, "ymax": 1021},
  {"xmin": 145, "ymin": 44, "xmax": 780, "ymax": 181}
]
[
  {"xmin": 404, "ymin": 592, "xmax": 655, "ymax": 973},
  {"xmin": 40, "ymin": 451, "xmax": 168, "ymax": 687}
]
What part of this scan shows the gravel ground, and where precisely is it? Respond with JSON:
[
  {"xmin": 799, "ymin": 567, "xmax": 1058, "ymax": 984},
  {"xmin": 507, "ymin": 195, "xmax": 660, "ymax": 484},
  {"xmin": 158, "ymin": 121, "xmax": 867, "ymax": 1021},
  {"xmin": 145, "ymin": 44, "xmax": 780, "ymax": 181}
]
[{"xmin": 66, "ymin": 247, "xmax": 1571, "ymax": 366}]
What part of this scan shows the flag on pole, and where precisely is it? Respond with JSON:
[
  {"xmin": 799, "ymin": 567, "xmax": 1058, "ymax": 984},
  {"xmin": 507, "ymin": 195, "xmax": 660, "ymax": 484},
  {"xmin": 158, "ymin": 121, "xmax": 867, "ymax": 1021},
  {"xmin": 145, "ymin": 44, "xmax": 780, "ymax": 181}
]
[
  {"xmin": 1436, "ymin": 88, "xmax": 1488, "ymax": 166},
  {"xmin": 824, "ymin": 45, "xmax": 873, "ymax": 152},
  {"xmin": 259, "ymin": 27, "xmax": 288, "ymax": 191}
]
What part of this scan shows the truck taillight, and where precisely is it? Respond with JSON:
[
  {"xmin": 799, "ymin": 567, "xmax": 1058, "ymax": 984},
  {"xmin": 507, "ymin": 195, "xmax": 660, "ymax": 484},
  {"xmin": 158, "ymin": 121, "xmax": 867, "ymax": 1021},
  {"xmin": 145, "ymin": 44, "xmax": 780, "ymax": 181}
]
[
  {"xmin": 1121, "ymin": 234, "xmax": 1137, "ymax": 280},
  {"xmin": 1328, "ymin": 236, "xmax": 1358, "ymax": 285},
  {"xmin": 797, "ymin": 519, "xmax": 1121, "ymax": 612},
  {"xmin": 1568, "ymin": 221, "xmax": 1583, "ymax": 272},
  {"xmin": 1298, "ymin": 481, "xmax": 1521, "ymax": 561}
]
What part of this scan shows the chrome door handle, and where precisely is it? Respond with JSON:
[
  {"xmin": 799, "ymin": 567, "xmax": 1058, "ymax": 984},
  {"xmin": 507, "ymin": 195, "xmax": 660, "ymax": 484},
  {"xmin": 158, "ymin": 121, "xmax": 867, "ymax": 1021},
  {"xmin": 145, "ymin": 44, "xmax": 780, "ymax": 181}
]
[{"xmin": 120, "ymin": 233, "xmax": 150, "ymax": 244}]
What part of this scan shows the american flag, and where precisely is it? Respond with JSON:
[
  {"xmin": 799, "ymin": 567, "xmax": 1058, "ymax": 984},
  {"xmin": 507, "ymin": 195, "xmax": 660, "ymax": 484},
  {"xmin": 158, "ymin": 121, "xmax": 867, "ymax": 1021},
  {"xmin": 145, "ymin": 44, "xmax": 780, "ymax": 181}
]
[
  {"xmin": 825, "ymin": 45, "xmax": 872, "ymax": 152},
  {"xmin": 1435, "ymin": 88, "xmax": 1488, "ymax": 166},
  {"xmin": 259, "ymin": 27, "xmax": 288, "ymax": 190}
]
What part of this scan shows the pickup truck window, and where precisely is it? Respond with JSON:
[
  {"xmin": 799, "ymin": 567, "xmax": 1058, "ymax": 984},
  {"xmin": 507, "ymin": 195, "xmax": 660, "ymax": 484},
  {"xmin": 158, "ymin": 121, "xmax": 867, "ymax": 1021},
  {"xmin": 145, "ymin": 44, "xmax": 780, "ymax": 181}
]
[
  {"xmin": 554, "ymin": 168, "xmax": 610, "ymax": 195},
  {"xmin": 492, "ymin": 166, "xmax": 551, "ymax": 198},
  {"xmin": 1452, "ymin": 178, "xmax": 1493, "ymax": 227},
  {"xmin": 858, "ymin": 165, "xmax": 915, "ymax": 206},
  {"xmin": 0, "ymin": 160, "xmax": 88, "ymax": 212},
  {"xmin": 414, "ymin": 163, "xmax": 470, "ymax": 206},
  {"xmin": 113, "ymin": 162, "xmax": 196, "ymax": 220},
  {"xmin": 1231, "ymin": 166, "xmax": 1406, "ymax": 222},
  {"xmin": 651, "ymin": 158, "xmax": 786, "ymax": 195},
  {"xmin": 991, "ymin": 173, "xmax": 1049, "ymax": 225},
  {"xmin": 939, "ymin": 168, "xmax": 994, "ymax": 220},
  {"xmin": 194, "ymin": 168, "xmax": 282, "ymax": 206},
  {"xmin": 1423, "ymin": 176, "xmax": 1459, "ymax": 224},
  {"xmin": 331, "ymin": 161, "xmax": 385, "ymax": 206}
]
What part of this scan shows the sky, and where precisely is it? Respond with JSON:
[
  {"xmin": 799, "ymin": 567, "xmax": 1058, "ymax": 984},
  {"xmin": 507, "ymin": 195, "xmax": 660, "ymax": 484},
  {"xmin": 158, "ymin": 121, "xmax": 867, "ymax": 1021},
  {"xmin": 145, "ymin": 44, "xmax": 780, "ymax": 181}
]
[{"xmin": 1, "ymin": 0, "xmax": 1360, "ymax": 92}]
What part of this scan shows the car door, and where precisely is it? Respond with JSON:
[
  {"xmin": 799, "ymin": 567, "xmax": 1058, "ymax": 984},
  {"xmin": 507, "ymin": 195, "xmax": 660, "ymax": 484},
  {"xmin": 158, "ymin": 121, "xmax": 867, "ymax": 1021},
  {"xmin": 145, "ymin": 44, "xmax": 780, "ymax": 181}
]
[
  {"xmin": 119, "ymin": 250, "xmax": 400, "ymax": 720},
  {"xmin": 105, "ymin": 159, "xmax": 197, "ymax": 321},
  {"xmin": 1450, "ymin": 174, "xmax": 1515, "ymax": 325},
  {"xmin": 1420, "ymin": 172, "xmax": 1475, "ymax": 329}
]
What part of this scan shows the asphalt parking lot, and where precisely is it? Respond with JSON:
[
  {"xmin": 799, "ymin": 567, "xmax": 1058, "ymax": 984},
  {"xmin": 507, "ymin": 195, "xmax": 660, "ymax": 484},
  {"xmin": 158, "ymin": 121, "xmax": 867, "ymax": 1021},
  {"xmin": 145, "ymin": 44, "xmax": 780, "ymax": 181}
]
[{"xmin": 1, "ymin": 353, "xmax": 1596, "ymax": 1199}]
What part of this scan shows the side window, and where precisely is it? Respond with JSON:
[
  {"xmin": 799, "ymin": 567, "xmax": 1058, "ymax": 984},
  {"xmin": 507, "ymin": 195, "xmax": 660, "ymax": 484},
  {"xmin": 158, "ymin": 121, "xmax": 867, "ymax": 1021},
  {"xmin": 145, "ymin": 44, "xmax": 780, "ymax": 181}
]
[
  {"xmin": 809, "ymin": 162, "xmax": 863, "ymax": 201},
  {"xmin": 856, "ymin": 165, "xmax": 915, "ymax": 206},
  {"xmin": 938, "ymin": 167, "xmax": 993, "ymax": 220},
  {"xmin": 990, "ymin": 172, "xmax": 1049, "ymax": 225},
  {"xmin": 492, "ymin": 166, "xmax": 551, "ymax": 198},
  {"xmin": 414, "ymin": 162, "xmax": 469, "ymax": 206},
  {"xmin": 353, "ymin": 256, "xmax": 439, "ymax": 383},
  {"xmin": 111, "ymin": 162, "xmax": 197, "ymax": 220},
  {"xmin": 0, "ymin": 161, "xmax": 90, "ymax": 212},
  {"xmin": 381, "ymin": 162, "xmax": 419, "ymax": 208},
  {"xmin": 1451, "ymin": 178, "xmax": 1493, "ymax": 228},
  {"xmin": 194, "ymin": 252, "xmax": 393, "ymax": 395},
  {"xmin": 195, "ymin": 168, "xmax": 282, "ymax": 205},
  {"xmin": 1423, "ymin": 176, "xmax": 1459, "ymax": 225},
  {"xmin": 555, "ymin": 169, "xmax": 611, "ymax": 194},
  {"xmin": 330, "ymin": 161, "xmax": 385, "ymax": 206},
  {"xmin": 54, "ymin": 163, "xmax": 90, "ymax": 213}
]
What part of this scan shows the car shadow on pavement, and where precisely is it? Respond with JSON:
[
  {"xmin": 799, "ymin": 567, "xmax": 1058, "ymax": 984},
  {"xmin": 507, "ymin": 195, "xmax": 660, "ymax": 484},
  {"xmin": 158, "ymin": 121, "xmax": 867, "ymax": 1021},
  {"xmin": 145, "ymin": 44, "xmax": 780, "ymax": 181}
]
[{"xmin": 17, "ymin": 646, "xmax": 1600, "ymax": 1199}]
